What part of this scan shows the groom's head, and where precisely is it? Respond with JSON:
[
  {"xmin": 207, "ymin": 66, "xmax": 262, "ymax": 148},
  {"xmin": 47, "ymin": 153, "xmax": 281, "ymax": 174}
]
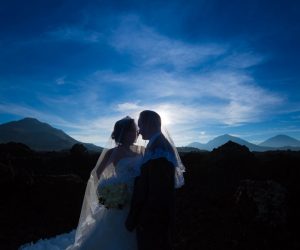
[{"xmin": 138, "ymin": 110, "xmax": 161, "ymax": 140}]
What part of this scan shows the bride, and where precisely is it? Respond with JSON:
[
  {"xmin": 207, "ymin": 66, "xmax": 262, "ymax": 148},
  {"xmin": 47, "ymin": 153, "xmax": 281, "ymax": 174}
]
[
  {"xmin": 20, "ymin": 116, "xmax": 145, "ymax": 250},
  {"xmin": 67, "ymin": 116, "xmax": 144, "ymax": 250}
]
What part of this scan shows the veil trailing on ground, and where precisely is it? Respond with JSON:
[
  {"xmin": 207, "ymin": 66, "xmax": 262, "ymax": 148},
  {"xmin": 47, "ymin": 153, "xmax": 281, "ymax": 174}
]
[{"xmin": 67, "ymin": 114, "xmax": 185, "ymax": 249}]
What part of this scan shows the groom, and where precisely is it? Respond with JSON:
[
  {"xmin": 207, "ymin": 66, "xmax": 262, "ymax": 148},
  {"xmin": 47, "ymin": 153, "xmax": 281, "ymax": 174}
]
[{"xmin": 125, "ymin": 110, "xmax": 175, "ymax": 250}]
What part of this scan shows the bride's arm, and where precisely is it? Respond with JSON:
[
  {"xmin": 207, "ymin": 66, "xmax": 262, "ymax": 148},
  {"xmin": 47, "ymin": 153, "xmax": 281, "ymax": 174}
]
[{"xmin": 96, "ymin": 149, "xmax": 114, "ymax": 179}]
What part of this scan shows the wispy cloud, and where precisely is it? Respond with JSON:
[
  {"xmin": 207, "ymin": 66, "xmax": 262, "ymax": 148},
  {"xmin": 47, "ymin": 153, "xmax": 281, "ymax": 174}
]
[
  {"xmin": 217, "ymin": 51, "xmax": 266, "ymax": 69},
  {"xmin": 110, "ymin": 15, "xmax": 226, "ymax": 70},
  {"xmin": 46, "ymin": 26, "xmax": 103, "ymax": 43},
  {"xmin": 55, "ymin": 76, "xmax": 67, "ymax": 85},
  {"xmin": 115, "ymin": 102, "xmax": 142, "ymax": 112},
  {"xmin": 89, "ymin": 69, "xmax": 283, "ymax": 125}
]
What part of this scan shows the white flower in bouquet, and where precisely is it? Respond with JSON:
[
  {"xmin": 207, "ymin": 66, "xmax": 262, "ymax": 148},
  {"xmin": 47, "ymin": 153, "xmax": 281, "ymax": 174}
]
[{"xmin": 96, "ymin": 182, "xmax": 130, "ymax": 209}]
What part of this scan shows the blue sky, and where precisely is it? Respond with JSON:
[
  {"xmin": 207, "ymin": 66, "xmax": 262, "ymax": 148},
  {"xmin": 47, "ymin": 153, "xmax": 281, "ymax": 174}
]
[{"xmin": 0, "ymin": 0, "xmax": 300, "ymax": 146}]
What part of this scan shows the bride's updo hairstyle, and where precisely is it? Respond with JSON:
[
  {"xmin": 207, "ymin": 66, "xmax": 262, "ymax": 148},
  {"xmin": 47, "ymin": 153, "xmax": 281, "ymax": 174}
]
[{"xmin": 111, "ymin": 116, "xmax": 135, "ymax": 145}]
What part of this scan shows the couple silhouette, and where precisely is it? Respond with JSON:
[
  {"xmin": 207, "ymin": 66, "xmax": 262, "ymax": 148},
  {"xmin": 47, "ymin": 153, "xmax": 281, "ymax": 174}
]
[{"xmin": 69, "ymin": 110, "xmax": 185, "ymax": 250}]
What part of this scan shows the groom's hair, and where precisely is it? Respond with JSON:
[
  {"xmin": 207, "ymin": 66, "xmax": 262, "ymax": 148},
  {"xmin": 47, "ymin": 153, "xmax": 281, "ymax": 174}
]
[{"xmin": 139, "ymin": 110, "xmax": 161, "ymax": 129}]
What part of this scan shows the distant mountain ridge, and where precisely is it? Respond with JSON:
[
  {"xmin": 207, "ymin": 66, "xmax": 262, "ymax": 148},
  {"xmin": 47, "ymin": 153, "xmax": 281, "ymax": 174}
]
[
  {"xmin": 259, "ymin": 135, "xmax": 300, "ymax": 148},
  {"xmin": 1, "ymin": 117, "xmax": 299, "ymax": 152},
  {"xmin": 205, "ymin": 134, "xmax": 266, "ymax": 151},
  {"xmin": 187, "ymin": 134, "xmax": 300, "ymax": 152},
  {"xmin": 0, "ymin": 117, "xmax": 102, "ymax": 152}
]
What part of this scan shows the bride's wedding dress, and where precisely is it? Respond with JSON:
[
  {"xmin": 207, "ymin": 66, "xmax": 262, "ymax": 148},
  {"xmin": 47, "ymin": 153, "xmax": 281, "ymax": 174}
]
[{"xmin": 19, "ymin": 155, "xmax": 143, "ymax": 250}]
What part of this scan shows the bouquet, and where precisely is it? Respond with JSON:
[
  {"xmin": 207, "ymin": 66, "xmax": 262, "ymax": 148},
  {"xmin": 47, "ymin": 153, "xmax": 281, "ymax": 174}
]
[{"xmin": 96, "ymin": 182, "xmax": 130, "ymax": 209}]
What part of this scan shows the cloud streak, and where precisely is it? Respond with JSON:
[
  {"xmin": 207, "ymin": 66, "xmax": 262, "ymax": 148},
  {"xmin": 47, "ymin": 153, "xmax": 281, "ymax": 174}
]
[
  {"xmin": 46, "ymin": 26, "xmax": 103, "ymax": 43},
  {"xmin": 110, "ymin": 15, "xmax": 226, "ymax": 70}
]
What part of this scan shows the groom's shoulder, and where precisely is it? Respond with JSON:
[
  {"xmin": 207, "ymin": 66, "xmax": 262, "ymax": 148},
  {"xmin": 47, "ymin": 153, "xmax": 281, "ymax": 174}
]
[{"xmin": 150, "ymin": 134, "xmax": 173, "ymax": 152}]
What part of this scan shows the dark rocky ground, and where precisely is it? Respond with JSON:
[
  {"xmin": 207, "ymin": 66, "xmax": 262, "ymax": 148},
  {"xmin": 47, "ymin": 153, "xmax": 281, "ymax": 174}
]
[{"xmin": 0, "ymin": 142, "xmax": 299, "ymax": 250}]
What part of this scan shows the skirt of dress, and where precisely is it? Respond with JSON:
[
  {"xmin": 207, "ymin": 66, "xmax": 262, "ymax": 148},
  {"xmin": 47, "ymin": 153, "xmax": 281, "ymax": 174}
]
[
  {"xmin": 19, "ymin": 205, "xmax": 137, "ymax": 250},
  {"xmin": 67, "ymin": 205, "xmax": 137, "ymax": 250}
]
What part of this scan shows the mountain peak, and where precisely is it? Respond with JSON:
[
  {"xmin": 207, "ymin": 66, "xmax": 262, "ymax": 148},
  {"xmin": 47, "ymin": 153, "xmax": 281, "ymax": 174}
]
[
  {"xmin": 1, "ymin": 117, "xmax": 45, "ymax": 126},
  {"xmin": 0, "ymin": 117, "xmax": 102, "ymax": 152},
  {"xmin": 17, "ymin": 117, "xmax": 45, "ymax": 125},
  {"xmin": 259, "ymin": 134, "xmax": 300, "ymax": 147},
  {"xmin": 2, "ymin": 117, "xmax": 55, "ymax": 131},
  {"xmin": 212, "ymin": 140, "xmax": 251, "ymax": 154},
  {"xmin": 217, "ymin": 134, "xmax": 236, "ymax": 139},
  {"xmin": 272, "ymin": 134, "xmax": 294, "ymax": 139},
  {"xmin": 20, "ymin": 117, "xmax": 40, "ymax": 122}
]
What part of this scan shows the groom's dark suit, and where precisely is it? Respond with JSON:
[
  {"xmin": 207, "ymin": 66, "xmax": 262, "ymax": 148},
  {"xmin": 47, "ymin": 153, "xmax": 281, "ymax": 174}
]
[{"xmin": 125, "ymin": 133, "xmax": 175, "ymax": 250}]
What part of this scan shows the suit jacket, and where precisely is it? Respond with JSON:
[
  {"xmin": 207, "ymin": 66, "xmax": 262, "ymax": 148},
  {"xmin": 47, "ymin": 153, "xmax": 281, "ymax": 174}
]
[{"xmin": 125, "ymin": 134, "xmax": 175, "ymax": 232}]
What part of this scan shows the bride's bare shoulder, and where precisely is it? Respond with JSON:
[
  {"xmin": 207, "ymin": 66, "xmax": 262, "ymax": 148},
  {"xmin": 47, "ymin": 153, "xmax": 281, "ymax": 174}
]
[
  {"xmin": 104, "ymin": 145, "xmax": 144, "ymax": 162},
  {"xmin": 101, "ymin": 147, "xmax": 121, "ymax": 163},
  {"xmin": 102, "ymin": 148, "xmax": 115, "ymax": 158}
]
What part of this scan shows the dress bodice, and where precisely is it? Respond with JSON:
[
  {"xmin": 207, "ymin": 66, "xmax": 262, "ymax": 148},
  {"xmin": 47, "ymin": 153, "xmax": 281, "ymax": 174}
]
[
  {"xmin": 97, "ymin": 155, "xmax": 143, "ymax": 195},
  {"xmin": 115, "ymin": 155, "xmax": 142, "ymax": 179},
  {"xmin": 113, "ymin": 155, "xmax": 143, "ymax": 193}
]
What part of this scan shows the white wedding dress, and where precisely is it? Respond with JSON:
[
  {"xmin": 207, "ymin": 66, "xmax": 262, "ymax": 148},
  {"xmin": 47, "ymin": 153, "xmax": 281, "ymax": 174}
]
[{"xmin": 19, "ymin": 155, "xmax": 143, "ymax": 250}]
